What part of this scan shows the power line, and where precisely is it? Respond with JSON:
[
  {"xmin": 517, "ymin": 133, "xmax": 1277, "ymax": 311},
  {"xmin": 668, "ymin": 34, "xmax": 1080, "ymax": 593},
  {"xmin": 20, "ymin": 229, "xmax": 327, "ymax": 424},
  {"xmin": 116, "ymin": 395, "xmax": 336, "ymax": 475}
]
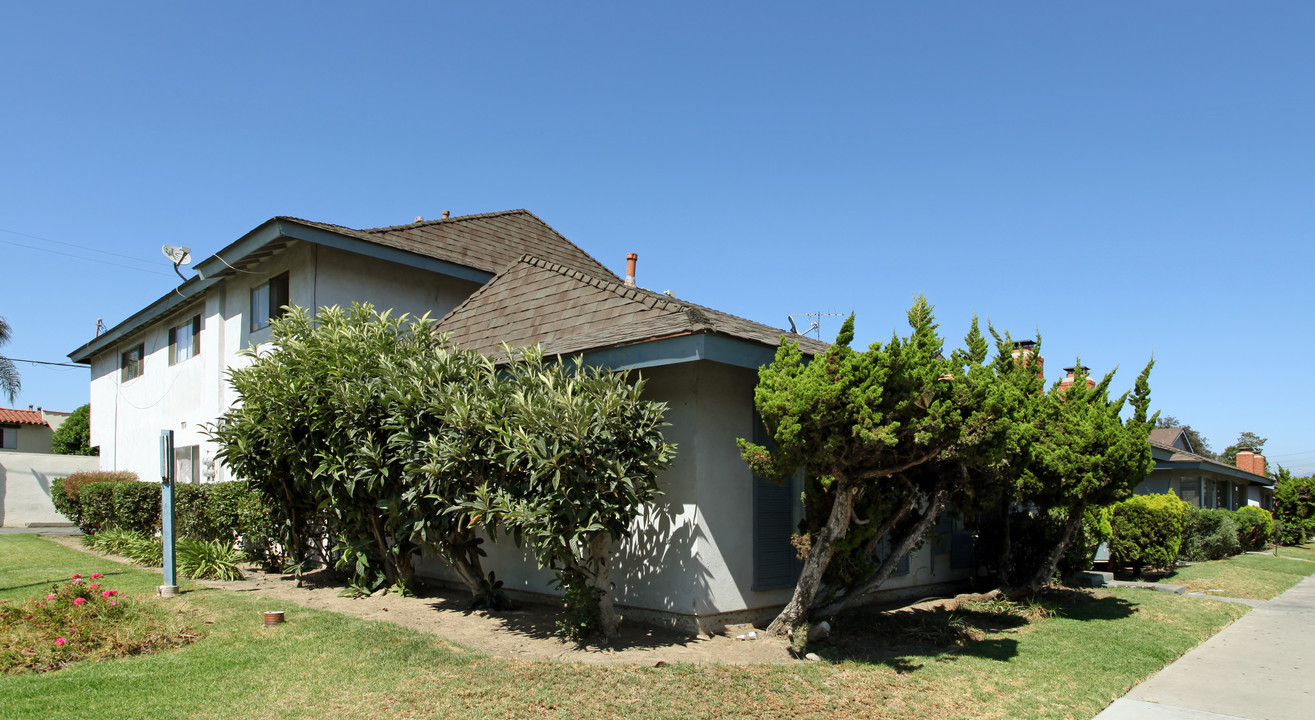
[
  {"xmin": 0, "ymin": 227, "xmax": 163, "ymax": 266},
  {"xmin": 0, "ymin": 356, "xmax": 85, "ymax": 369},
  {"xmin": 0, "ymin": 236, "xmax": 172, "ymax": 276}
]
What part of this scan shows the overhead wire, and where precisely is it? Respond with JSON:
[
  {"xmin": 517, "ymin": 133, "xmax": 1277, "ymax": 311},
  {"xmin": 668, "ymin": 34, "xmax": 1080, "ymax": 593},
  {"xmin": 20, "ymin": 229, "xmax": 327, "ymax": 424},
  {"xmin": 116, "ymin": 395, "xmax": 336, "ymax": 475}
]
[
  {"xmin": 0, "ymin": 356, "xmax": 84, "ymax": 369},
  {"xmin": 0, "ymin": 236, "xmax": 172, "ymax": 277},
  {"xmin": 0, "ymin": 227, "xmax": 164, "ymax": 266}
]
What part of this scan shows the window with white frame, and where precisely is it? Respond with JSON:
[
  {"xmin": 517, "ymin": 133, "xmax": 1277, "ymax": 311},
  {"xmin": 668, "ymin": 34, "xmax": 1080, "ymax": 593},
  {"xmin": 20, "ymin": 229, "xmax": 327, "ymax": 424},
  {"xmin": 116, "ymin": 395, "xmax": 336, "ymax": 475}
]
[
  {"xmin": 174, "ymin": 445, "xmax": 200, "ymax": 484},
  {"xmin": 251, "ymin": 273, "xmax": 290, "ymax": 332},
  {"xmin": 169, "ymin": 315, "xmax": 201, "ymax": 365},
  {"xmin": 120, "ymin": 343, "xmax": 144, "ymax": 382}
]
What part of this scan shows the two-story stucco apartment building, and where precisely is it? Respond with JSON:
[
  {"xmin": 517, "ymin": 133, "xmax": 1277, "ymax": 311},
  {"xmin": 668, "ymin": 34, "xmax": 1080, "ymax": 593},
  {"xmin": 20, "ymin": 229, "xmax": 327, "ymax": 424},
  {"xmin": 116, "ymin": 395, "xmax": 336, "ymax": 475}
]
[{"xmin": 68, "ymin": 209, "xmax": 982, "ymax": 632}]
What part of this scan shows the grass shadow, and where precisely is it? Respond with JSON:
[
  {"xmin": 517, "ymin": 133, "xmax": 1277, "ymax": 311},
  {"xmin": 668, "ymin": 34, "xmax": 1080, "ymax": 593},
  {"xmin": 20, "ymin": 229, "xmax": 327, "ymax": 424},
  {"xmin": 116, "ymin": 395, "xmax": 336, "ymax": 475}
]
[{"xmin": 811, "ymin": 588, "xmax": 1138, "ymax": 669}]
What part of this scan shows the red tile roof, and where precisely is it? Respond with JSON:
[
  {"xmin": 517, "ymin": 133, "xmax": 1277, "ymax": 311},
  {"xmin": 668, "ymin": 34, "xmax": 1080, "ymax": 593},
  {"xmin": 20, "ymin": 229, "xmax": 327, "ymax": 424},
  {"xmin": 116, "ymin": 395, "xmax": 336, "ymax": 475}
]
[{"xmin": 0, "ymin": 408, "xmax": 47, "ymax": 425}]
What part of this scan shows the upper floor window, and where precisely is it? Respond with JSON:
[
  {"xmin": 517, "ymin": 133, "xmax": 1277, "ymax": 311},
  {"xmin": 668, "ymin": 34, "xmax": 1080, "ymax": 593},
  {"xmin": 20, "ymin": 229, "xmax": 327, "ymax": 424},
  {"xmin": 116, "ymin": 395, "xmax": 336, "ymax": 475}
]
[
  {"xmin": 251, "ymin": 273, "xmax": 290, "ymax": 332},
  {"xmin": 121, "ymin": 343, "xmax": 144, "ymax": 382},
  {"xmin": 169, "ymin": 315, "xmax": 201, "ymax": 365}
]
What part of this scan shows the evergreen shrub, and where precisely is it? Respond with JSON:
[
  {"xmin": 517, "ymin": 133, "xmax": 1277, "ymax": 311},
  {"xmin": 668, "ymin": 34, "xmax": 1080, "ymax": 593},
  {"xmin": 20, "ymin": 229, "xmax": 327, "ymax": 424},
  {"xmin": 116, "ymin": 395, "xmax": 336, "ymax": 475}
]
[
  {"xmin": 1110, "ymin": 492, "xmax": 1190, "ymax": 575},
  {"xmin": 1233, "ymin": 506, "xmax": 1275, "ymax": 551},
  {"xmin": 1179, "ymin": 508, "xmax": 1241, "ymax": 561}
]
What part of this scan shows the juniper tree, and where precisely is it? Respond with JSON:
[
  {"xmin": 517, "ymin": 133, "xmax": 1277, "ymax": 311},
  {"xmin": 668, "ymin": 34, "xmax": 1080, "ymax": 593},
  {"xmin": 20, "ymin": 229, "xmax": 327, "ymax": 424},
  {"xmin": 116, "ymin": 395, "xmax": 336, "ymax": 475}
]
[
  {"xmin": 739, "ymin": 297, "xmax": 1021, "ymax": 636},
  {"xmin": 1009, "ymin": 360, "xmax": 1157, "ymax": 590}
]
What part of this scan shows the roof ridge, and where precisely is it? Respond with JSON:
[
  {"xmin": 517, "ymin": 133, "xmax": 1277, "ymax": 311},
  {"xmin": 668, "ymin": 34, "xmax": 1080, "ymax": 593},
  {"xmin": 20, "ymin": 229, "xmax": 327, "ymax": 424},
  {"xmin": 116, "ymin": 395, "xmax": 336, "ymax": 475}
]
[
  {"xmin": 360, "ymin": 209, "xmax": 530, "ymax": 234},
  {"xmin": 518, "ymin": 255, "xmax": 685, "ymax": 313},
  {"xmin": 273, "ymin": 215, "xmax": 356, "ymax": 230}
]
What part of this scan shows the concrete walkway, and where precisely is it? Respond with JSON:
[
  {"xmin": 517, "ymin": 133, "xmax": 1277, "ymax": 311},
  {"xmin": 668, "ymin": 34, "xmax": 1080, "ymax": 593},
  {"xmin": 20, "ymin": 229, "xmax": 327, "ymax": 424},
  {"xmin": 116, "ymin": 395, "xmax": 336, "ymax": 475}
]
[
  {"xmin": 1094, "ymin": 574, "xmax": 1315, "ymax": 720},
  {"xmin": 0, "ymin": 525, "xmax": 81, "ymax": 536}
]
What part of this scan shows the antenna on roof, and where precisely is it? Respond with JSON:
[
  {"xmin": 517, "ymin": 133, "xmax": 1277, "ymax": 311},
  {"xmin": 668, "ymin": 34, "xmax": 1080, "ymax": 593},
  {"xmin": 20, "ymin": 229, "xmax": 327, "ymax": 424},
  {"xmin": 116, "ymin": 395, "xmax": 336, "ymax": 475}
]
[
  {"xmin": 162, "ymin": 245, "xmax": 192, "ymax": 282},
  {"xmin": 788, "ymin": 312, "xmax": 843, "ymax": 340}
]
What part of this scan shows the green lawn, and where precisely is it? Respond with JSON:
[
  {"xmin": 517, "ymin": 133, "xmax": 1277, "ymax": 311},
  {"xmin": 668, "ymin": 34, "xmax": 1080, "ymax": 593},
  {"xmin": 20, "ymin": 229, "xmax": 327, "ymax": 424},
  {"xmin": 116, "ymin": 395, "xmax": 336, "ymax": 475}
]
[
  {"xmin": 1272, "ymin": 544, "xmax": 1315, "ymax": 562},
  {"xmin": 1155, "ymin": 553, "xmax": 1315, "ymax": 600},
  {"xmin": 0, "ymin": 535, "xmax": 1261, "ymax": 720}
]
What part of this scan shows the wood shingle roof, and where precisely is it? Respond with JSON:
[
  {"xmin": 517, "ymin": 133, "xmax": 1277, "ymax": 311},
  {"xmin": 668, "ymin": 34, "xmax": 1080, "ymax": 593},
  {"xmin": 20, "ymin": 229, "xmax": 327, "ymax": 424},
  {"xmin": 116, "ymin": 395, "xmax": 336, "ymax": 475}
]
[
  {"xmin": 281, "ymin": 210, "xmax": 617, "ymax": 280},
  {"xmin": 435, "ymin": 255, "xmax": 830, "ymax": 360}
]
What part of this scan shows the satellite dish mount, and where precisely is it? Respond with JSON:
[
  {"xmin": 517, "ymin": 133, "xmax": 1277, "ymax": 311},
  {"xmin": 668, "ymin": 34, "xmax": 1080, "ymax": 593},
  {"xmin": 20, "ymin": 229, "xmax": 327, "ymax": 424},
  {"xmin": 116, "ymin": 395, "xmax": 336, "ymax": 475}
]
[{"xmin": 162, "ymin": 245, "xmax": 192, "ymax": 281}]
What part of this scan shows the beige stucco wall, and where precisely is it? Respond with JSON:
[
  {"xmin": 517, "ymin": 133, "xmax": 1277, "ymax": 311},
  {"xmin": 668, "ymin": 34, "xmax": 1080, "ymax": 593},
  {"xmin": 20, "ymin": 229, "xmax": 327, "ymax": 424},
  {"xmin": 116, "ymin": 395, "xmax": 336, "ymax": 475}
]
[
  {"xmin": 7, "ymin": 423, "xmax": 54, "ymax": 453},
  {"xmin": 0, "ymin": 451, "xmax": 100, "ymax": 526}
]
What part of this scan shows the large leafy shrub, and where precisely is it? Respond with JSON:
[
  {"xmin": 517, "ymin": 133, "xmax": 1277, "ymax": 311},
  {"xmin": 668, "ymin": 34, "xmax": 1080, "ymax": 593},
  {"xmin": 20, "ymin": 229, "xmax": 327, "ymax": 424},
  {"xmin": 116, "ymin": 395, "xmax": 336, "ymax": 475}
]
[
  {"xmin": 1233, "ymin": 506, "xmax": 1275, "ymax": 551},
  {"xmin": 1179, "ymin": 508, "xmax": 1241, "ymax": 561},
  {"xmin": 459, "ymin": 348, "xmax": 675, "ymax": 637},
  {"xmin": 1110, "ymin": 492, "xmax": 1190, "ymax": 575},
  {"xmin": 49, "ymin": 404, "xmax": 97, "ymax": 455},
  {"xmin": 209, "ymin": 304, "xmax": 676, "ymax": 637}
]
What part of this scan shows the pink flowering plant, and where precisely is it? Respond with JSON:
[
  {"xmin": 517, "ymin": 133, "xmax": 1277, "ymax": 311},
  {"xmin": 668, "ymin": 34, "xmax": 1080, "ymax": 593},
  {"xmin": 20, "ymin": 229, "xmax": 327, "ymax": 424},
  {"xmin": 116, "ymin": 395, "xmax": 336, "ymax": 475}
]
[{"xmin": 1, "ymin": 572, "xmax": 197, "ymax": 674}]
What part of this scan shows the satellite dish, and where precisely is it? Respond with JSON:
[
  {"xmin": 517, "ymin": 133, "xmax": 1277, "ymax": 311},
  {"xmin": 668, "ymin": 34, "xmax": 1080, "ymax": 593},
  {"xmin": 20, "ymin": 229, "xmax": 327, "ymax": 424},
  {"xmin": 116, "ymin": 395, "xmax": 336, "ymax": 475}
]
[
  {"xmin": 162, "ymin": 245, "xmax": 193, "ymax": 281},
  {"xmin": 162, "ymin": 245, "xmax": 192, "ymax": 265}
]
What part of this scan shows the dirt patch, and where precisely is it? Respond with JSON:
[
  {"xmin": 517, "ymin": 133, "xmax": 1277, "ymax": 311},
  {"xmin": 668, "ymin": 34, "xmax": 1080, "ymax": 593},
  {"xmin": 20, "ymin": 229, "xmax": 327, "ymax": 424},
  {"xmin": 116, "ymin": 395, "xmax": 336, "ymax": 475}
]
[{"xmin": 48, "ymin": 535, "xmax": 794, "ymax": 666}]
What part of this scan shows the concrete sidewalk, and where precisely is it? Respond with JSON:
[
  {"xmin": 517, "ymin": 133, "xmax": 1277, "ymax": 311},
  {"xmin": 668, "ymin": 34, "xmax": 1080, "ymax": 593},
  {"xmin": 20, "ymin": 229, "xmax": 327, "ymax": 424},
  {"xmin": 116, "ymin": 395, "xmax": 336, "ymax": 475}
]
[
  {"xmin": 1094, "ymin": 574, "xmax": 1315, "ymax": 720},
  {"xmin": 0, "ymin": 526, "xmax": 81, "ymax": 536}
]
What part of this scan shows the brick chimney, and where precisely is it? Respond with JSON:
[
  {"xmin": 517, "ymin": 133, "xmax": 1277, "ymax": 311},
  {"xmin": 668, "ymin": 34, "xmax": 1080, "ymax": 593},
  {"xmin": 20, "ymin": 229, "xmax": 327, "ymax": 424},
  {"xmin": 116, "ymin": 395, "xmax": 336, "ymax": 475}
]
[
  {"xmin": 1236, "ymin": 451, "xmax": 1266, "ymax": 476},
  {"xmin": 1011, "ymin": 340, "xmax": 1045, "ymax": 380},
  {"xmin": 625, "ymin": 253, "xmax": 638, "ymax": 287},
  {"xmin": 1058, "ymin": 365, "xmax": 1095, "ymax": 394}
]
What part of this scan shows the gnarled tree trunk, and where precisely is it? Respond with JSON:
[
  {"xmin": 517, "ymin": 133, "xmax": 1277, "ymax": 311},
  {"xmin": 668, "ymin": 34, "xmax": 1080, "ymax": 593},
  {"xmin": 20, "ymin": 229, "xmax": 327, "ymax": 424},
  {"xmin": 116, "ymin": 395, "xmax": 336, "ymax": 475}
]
[
  {"xmin": 766, "ymin": 483, "xmax": 859, "ymax": 637},
  {"xmin": 589, "ymin": 533, "xmax": 619, "ymax": 637},
  {"xmin": 1020, "ymin": 505, "xmax": 1084, "ymax": 592},
  {"xmin": 815, "ymin": 480, "xmax": 951, "ymax": 618}
]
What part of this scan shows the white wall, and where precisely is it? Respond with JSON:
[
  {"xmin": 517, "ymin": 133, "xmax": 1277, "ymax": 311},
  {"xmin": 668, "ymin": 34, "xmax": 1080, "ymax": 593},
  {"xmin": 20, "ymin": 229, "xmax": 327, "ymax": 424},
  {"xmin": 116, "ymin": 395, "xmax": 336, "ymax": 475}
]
[
  {"xmin": 0, "ymin": 451, "xmax": 100, "ymax": 526},
  {"xmin": 88, "ymin": 240, "xmax": 485, "ymax": 484}
]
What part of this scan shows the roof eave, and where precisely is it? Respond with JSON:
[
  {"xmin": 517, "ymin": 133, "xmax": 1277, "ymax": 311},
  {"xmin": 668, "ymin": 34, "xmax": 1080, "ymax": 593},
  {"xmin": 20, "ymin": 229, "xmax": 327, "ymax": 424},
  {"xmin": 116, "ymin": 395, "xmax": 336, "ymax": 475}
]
[
  {"xmin": 69, "ymin": 218, "xmax": 497, "ymax": 363},
  {"xmin": 1151, "ymin": 460, "xmax": 1275, "ymax": 487}
]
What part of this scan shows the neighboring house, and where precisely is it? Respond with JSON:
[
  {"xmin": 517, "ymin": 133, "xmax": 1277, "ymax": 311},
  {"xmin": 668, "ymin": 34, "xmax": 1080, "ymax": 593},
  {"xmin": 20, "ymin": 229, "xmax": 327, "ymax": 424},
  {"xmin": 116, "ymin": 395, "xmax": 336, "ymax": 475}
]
[
  {"xmin": 427, "ymin": 254, "xmax": 982, "ymax": 632},
  {"xmin": 1136, "ymin": 427, "xmax": 1274, "ymax": 511},
  {"xmin": 68, "ymin": 210, "xmax": 615, "ymax": 485},
  {"xmin": 0, "ymin": 407, "xmax": 99, "ymax": 526},
  {"xmin": 0, "ymin": 406, "xmax": 76, "ymax": 452}
]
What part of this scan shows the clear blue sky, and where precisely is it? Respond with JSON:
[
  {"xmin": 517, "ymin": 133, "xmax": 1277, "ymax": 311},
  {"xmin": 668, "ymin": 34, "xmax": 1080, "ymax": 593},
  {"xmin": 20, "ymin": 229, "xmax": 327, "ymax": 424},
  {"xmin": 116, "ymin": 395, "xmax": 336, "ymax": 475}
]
[{"xmin": 2, "ymin": 3, "xmax": 1312, "ymax": 472}]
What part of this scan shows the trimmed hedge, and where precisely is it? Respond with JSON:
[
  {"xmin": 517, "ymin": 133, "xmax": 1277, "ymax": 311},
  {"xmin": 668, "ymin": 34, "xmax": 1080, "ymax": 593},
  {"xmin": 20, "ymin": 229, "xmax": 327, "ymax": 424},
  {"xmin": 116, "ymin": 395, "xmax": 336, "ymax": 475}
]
[
  {"xmin": 1234, "ymin": 506, "xmax": 1275, "ymax": 551},
  {"xmin": 1110, "ymin": 492, "xmax": 1190, "ymax": 575},
  {"xmin": 176, "ymin": 482, "xmax": 280, "ymax": 569},
  {"xmin": 57, "ymin": 477, "xmax": 279, "ymax": 570},
  {"xmin": 1180, "ymin": 508, "xmax": 1241, "ymax": 561},
  {"xmin": 78, "ymin": 481, "xmax": 159, "ymax": 535},
  {"xmin": 50, "ymin": 471, "xmax": 140, "ymax": 532}
]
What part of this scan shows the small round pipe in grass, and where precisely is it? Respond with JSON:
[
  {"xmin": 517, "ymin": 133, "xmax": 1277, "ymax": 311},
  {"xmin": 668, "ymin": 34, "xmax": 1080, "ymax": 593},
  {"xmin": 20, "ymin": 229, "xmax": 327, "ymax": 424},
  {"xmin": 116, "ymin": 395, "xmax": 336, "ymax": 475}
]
[{"xmin": 263, "ymin": 611, "xmax": 285, "ymax": 626}]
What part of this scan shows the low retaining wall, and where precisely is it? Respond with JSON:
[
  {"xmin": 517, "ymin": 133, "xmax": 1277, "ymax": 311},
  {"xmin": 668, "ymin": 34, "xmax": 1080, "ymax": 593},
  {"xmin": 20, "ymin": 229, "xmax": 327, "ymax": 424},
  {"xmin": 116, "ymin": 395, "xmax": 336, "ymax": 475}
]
[{"xmin": 0, "ymin": 451, "xmax": 100, "ymax": 527}]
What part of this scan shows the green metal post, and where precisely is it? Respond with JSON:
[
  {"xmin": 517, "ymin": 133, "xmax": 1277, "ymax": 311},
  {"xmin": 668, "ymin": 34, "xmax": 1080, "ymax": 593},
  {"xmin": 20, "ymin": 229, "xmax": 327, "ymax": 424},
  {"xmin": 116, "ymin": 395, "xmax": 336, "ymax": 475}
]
[{"xmin": 159, "ymin": 430, "xmax": 179, "ymax": 596}]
